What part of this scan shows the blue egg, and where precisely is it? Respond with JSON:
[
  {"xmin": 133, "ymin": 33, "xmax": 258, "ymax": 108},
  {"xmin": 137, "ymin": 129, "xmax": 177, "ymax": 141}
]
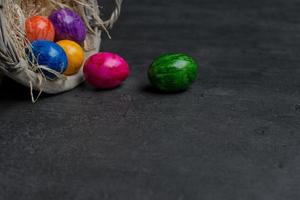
[{"xmin": 26, "ymin": 40, "xmax": 68, "ymax": 78}]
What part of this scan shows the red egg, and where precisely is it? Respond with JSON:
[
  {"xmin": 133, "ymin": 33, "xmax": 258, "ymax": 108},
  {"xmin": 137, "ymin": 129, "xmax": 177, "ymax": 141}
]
[
  {"xmin": 25, "ymin": 16, "xmax": 55, "ymax": 42},
  {"xmin": 83, "ymin": 52, "xmax": 130, "ymax": 89}
]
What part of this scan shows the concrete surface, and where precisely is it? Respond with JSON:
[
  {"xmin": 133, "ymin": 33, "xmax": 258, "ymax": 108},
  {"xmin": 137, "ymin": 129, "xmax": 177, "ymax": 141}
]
[{"xmin": 0, "ymin": 0, "xmax": 300, "ymax": 199}]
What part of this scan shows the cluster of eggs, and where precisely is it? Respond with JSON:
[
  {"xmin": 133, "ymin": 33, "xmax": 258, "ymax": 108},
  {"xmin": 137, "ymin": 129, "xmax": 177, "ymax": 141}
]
[
  {"xmin": 25, "ymin": 8, "xmax": 129, "ymax": 89},
  {"xmin": 25, "ymin": 9, "xmax": 198, "ymax": 92}
]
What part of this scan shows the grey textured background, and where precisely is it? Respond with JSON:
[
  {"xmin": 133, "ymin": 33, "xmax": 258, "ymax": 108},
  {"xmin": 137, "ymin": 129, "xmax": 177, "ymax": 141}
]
[{"xmin": 1, "ymin": 0, "xmax": 300, "ymax": 199}]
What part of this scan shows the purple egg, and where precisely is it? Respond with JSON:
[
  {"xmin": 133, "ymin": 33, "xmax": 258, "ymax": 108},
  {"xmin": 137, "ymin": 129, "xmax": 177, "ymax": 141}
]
[{"xmin": 49, "ymin": 8, "xmax": 86, "ymax": 43}]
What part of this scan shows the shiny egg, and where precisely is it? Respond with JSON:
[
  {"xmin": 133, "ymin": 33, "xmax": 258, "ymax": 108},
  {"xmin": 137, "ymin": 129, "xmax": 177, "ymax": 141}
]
[
  {"xmin": 148, "ymin": 53, "xmax": 198, "ymax": 92},
  {"xmin": 49, "ymin": 8, "xmax": 87, "ymax": 43},
  {"xmin": 27, "ymin": 40, "xmax": 68, "ymax": 78},
  {"xmin": 83, "ymin": 52, "xmax": 130, "ymax": 89},
  {"xmin": 57, "ymin": 40, "xmax": 85, "ymax": 75},
  {"xmin": 25, "ymin": 16, "xmax": 55, "ymax": 42}
]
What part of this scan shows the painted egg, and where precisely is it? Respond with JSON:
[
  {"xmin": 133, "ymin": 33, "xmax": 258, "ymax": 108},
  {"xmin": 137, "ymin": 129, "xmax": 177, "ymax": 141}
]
[
  {"xmin": 49, "ymin": 8, "xmax": 87, "ymax": 43},
  {"xmin": 57, "ymin": 40, "xmax": 85, "ymax": 75},
  {"xmin": 83, "ymin": 52, "xmax": 130, "ymax": 89},
  {"xmin": 26, "ymin": 40, "xmax": 68, "ymax": 78},
  {"xmin": 25, "ymin": 16, "xmax": 55, "ymax": 42},
  {"xmin": 148, "ymin": 53, "xmax": 198, "ymax": 92}
]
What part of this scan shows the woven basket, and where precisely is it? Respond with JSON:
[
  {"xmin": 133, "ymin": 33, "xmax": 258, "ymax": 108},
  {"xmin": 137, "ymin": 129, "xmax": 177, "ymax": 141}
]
[{"xmin": 0, "ymin": 0, "xmax": 123, "ymax": 100}]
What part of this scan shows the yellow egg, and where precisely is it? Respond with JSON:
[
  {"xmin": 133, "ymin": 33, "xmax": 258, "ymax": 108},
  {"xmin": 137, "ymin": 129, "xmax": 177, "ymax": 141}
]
[{"xmin": 57, "ymin": 40, "xmax": 85, "ymax": 75}]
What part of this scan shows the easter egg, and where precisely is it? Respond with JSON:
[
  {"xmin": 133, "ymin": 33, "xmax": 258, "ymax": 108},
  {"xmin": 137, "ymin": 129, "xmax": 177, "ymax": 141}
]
[
  {"xmin": 49, "ymin": 8, "xmax": 87, "ymax": 43},
  {"xmin": 57, "ymin": 40, "xmax": 84, "ymax": 75},
  {"xmin": 83, "ymin": 52, "xmax": 130, "ymax": 89},
  {"xmin": 148, "ymin": 53, "xmax": 198, "ymax": 92},
  {"xmin": 27, "ymin": 40, "xmax": 68, "ymax": 78},
  {"xmin": 25, "ymin": 16, "xmax": 55, "ymax": 42}
]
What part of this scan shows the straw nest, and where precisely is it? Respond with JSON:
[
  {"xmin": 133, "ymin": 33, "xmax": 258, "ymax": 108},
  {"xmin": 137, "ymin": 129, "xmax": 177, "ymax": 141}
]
[{"xmin": 0, "ymin": 0, "xmax": 122, "ymax": 102}]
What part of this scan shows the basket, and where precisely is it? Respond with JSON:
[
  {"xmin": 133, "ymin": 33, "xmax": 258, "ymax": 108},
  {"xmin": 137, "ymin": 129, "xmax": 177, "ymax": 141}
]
[{"xmin": 0, "ymin": 0, "xmax": 123, "ymax": 101}]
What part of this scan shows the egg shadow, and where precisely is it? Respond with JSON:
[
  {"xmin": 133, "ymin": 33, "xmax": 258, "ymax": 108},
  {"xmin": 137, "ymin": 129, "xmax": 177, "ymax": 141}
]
[
  {"xmin": 141, "ymin": 84, "xmax": 187, "ymax": 95},
  {"xmin": 83, "ymin": 82, "xmax": 124, "ymax": 92}
]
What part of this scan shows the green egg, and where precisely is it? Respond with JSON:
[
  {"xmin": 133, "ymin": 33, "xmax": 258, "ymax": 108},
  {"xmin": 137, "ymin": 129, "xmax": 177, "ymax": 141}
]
[{"xmin": 148, "ymin": 53, "xmax": 198, "ymax": 92}]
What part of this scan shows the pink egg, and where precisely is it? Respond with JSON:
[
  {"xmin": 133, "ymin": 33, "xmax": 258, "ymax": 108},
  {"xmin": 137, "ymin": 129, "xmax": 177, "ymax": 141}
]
[{"xmin": 83, "ymin": 52, "xmax": 130, "ymax": 89}]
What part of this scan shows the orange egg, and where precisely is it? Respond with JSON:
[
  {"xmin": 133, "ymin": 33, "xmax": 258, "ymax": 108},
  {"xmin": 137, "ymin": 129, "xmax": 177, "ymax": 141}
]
[
  {"xmin": 57, "ymin": 40, "xmax": 85, "ymax": 75},
  {"xmin": 25, "ymin": 16, "xmax": 55, "ymax": 42}
]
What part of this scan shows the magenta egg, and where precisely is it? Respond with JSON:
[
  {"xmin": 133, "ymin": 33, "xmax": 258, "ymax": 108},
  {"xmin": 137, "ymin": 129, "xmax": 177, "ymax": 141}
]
[
  {"xmin": 83, "ymin": 52, "xmax": 130, "ymax": 89},
  {"xmin": 49, "ymin": 8, "xmax": 86, "ymax": 43}
]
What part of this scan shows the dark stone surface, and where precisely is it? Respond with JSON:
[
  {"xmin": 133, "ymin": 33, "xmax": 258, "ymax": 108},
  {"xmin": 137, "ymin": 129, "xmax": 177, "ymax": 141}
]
[{"xmin": 1, "ymin": 0, "xmax": 300, "ymax": 199}]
